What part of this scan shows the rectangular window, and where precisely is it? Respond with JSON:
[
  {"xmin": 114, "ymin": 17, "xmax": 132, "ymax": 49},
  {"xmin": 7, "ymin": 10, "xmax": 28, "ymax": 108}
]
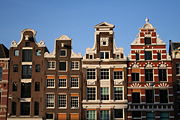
[
  {"xmin": 71, "ymin": 61, "xmax": 79, "ymax": 70},
  {"xmin": 59, "ymin": 61, "xmax": 66, "ymax": 71},
  {"xmin": 48, "ymin": 61, "xmax": 56, "ymax": 69},
  {"xmin": 46, "ymin": 113, "xmax": 54, "ymax": 119},
  {"xmin": 86, "ymin": 110, "xmax": 96, "ymax": 120},
  {"xmin": 87, "ymin": 87, "xmax": 96, "ymax": 100},
  {"xmin": 145, "ymin": 69, "xmax": 153, "ymax": 81},
  {"xmin": 58, "ymin": 79, "xmax": 67, "ymax": 88},
  {"xmin": 21, "ymin": 83, "xmax": 31, "ymax": 98},
  {"xmin": 22, "ymin": 65, "xmax": 32, "ymax": 79},
  {"xmin": 114, "ymin": 71, "xmax": 123, "ymax": 79},
  {"xmin": 101, "ymin": 87, "xmax": 109, "ymax": 100},
  {"xmin": 160, "ymin": 112, "xmax": 169, "ymax": 120},
  {"xmin": 0, "ymin": 67, "xmax": 2, "ymax": 81},
  {"xmin": 145, "ymin": 37, "xmax": 151, "ymax": 45},
  {"xmin": 100, "ymin": 52, "xmax": 109, "ymax": 59},
  {"xmin": 176, "ymin": 64, "xmax": 180, "ymax": 75},
  {"xmin": 46, "ymin": 94, "xmax": 55, "ymax": 108},
  {"xmin": 146, "ymin": 90, "xmax": 154, "ymax": 103},
  {"xmin": 11, "ymin": 102, "xmax": 16, "ymax": 115},
  {"xmin": 132, "ymin": 111, "xmax": 141, "ymax": 119},
  {"xmin": 35, "ymin": 82, "xmax": 40, "ymax": 91},
  {"xmin": 35, "ymin": 64, "xmax": 40, "ymax": 72},
  {"xmin": 136, "ymin": 53, "xmax": 140, "ymax": 60},
  {"xmin": 145, "ymin": 51, "xmax": 152, "ymax": 60},
  {"xmin": 87, "ymin": 69, "xmax": 96, "ymax": 79},
  {"xmin": 132, "ymin": 92, "xmax": 140, "ymax": 103},
  {"xmin": 158, "ymin": 69, "xmax": 167, "ymax": 81},
  {"xmin": 20, "ymin": 102, "xmax": 30, "ymax": 115},
  {"xmin": 114, "ymin": 109, "xmax": 123, "ymax": 118},
  {"xmin": 71, "ymin": 96, "xmax": 79, "ymax": 108},
  {"xmin": 14, "ymin": 50, "xmax": 19, "ymax": 56},
  {"xmin": 22, "ymin": 49, "xmax": 32, "ymax": 62},
  {"xmin": 60, "ymin": 49, "xmax": 66, "ymax": 56},
  {"xmin": 146, "ymin": 112, "xmax": 154, "ymax": 120},
  {"xmin": 58, "ymin": 95, "xmax": 66, "ymax": 108},
  {"xmin": 46, "ymin": 79, "xmax": 55, "ymax": 88},
  {"xmin": 160, "ymin": 90, "xmax": 168, "ymax": 103},
  {"xmin": 157, "ymin": 52, "xmax": 161, "ymax": 60},
  {"xmin": 114, "ymin": 87, "xmax": 123, "ymax": 100},
  {"xmin": 13, "ymin": 64, "xmax": 18, "ymax": 72},
  {"xmin": 100, "ymin": 69, "xmax": 109, "ymax": 79},
  {"xmin": 100, "ymin": 110, "xmax": 109, "ymax": 120},
  {"xmin": 71, "ymin": 77, "xmax": 79, "ymax": 88},
  {"xmin": 132, "ymin": 73, "xmax": 139, "ymax": 81},
  {"xmin": 12, "ymin": 82, "xmax": 17, "ymax": 91},
  {"xmin": 36, "ymin": 49, "xmax": 41, "ymax": 56},
  {"xmin": 34, "ymin": 102, "xmax": 39, "ymax": 115}
]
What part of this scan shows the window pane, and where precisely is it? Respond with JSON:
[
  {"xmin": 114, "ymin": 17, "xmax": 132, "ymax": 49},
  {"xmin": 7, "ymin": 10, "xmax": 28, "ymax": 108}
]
[
  {"xmin": 114, "ymin": 71, "xmax": 123, "ymax": 79},
  {"xmin": 114, "ymin": 87, "xmax": 123, "ymax": 100},
  {"xmin": 71, "ymin": 77, "xmax": 79, "ymax": 88},
  {"xmin": 71, "ymin": 96, "xmax": 79, "ymax": 108},
  {"xmin": 145, "ymin": 69, "xmax": 153, "ymax": 81},
  {"xmin": 145, "ymin": 51, "xmax": 152, "ymax": 60},
  {"xmin": 46, "ymin": 79, "xmax": 55, "ymax": 88},
  {"xmin": 59, "ymin": 79, "xmax": 66, "ymax": 88},
  {"xmin": 35, "ymin": 82, "xmax": 40, "ymax": 91},
  {"xmin": 11, "ymin": 102, "xmax": 16, "ymax": 115},
  {"xmin": 59, "ymin": 62, "xmax": 66, "ymax": 71},
  {"xmin": 132, "ymin": 92, "xmax": 140, "ymax": 103},
  {"xmin": 100, "ymin": 110, "xmax": 109, "ymax": 120},
  {"xmin": 160, "ymin": 90, "xmax": 168, "ymax": 103},
  {"xmin": 36, "ymin": 49, "xmax": 41, "ymax": 56},
  {"xmin": 158, "ymin": 69, "xmax": 167, "ymax": 81},
  {"xmin": 87, "ymin": 69, "xmax": 96, "ymax": 79},
  {"xmin": 58, "ymin": 95, "xmax": 66, "ymax": 108},
  {"xmin": 132, "ymin": 73, "xmax": 139, "ymax": 81},
  {"xmin": 146, "ymin": 90, "xmax": 154, "ymax": 103},
  {"xmin": 101, "ymin": 87, "xmax": 109, "ymax": 100},
  {"xmin": 87, "ymin": 110, "xmax": 96, "ymax": 120},
  {"xmin": 87, "ymin": 88, "xmax": 96, "ymax": 100},
  {"xmin": 35, "ymin": 64, "xmax": 40, "ymax": 72},
  {"xmin": 100, "ymin": 69, "xmax": 109, "ymax": 79},
  {"xmin": 21, "ymin": 83, "xmax": 31, "ymax": 98},
  {"xmin": 60, "ymin": 50, "xmax": 66, "ymax": 56},
  {"xmin": 136, "ymin": 53, "xmax": 140, "ymax": 60},
  {"xmin": 14, "ymin": 50, "xmax": 19, "ymax": 56},
  {"xmin": 176, "ymin": 64, "xmax": 180, "ymax": 75},
  {"xmin": 22, "ymin": 65, "xmax": 32, "ymax": 79},
  {"xmin": 46, "ymin": 94, "xmax": 55, "ymax": 108},
  {"xmin": 0, "ymin": 67, "xmax": 2, "ymax": 81},
  {"xmin": 20, "ymin": 102, "xmax": 30, "ymax": 115},
  {"xmin": 22, "ymin": 49, "xmax": 32, "ymax": 62},
  {"xmin": 145, "ymin": 37, "xmax": 151, "ymax": 45},
  {"xmin": 34, "ymin": 102, "xmax": 39, "ymax": 115},
  {"xmin": 13, "ymin": 64, "xmax": 18, "ymax": 72},
  {"xmin": 114, "ymin": 109, "xmax": 123, "ymax": 118}
]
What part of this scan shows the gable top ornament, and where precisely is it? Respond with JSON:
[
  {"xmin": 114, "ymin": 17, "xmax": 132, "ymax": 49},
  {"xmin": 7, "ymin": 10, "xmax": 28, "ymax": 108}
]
[
  {"xmin": 94, "ymin": 22, "xmax": 115, "ymax": 28},
  {"xmin": 142, "ymin": 17, "xmax": 154, "ymax": 29},
  {"xmin": 56, "ymin": 35, "xmax": 72, "ymax": 40}
]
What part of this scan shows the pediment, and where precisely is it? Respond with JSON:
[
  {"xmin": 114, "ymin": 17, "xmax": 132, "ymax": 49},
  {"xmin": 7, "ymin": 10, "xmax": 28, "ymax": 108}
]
[
  {"xmin": 56, "ymin": 35, "xmax": 72, "ymax": 40},
  {"xmin": 95, "ymin": 22, "xmax": 114, "ymax": 28}
]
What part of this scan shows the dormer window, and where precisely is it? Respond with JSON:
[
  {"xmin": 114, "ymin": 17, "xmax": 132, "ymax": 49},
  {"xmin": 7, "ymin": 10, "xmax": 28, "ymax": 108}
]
[
  {"xmin": 144, "ymin": 37, "xmax": 151, "ymax": 45},
  {"xmin": 60, "ymin": 49, "xmax": 67, "ymax": 57},
  {"xmin": 100, "ymin": 52, "xmax": 109, "ymax": 59},
  {"xmin": 100, "ymin": 37, "xmax": 109, "ymax": 46}
]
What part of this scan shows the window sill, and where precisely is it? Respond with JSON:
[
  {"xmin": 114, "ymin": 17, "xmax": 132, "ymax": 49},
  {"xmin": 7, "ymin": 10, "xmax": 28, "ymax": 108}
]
[{"xmin": 58, "ymin": 107, "xmax": 67, "ymax": 109}]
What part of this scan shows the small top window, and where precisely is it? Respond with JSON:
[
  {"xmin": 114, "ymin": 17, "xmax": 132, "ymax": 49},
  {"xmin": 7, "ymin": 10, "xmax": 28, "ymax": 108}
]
[
  {"xmin": 100, "ymin": 37, "xmax": 109, "ymax": 46},
  {"xmin": 36, "ymin": 49, "xmax": 41, "ymax": 56},
  {"xmin": 145, "ymin": 37, "xmax": 151, "ymax": 45},
  {"xmin": 14, "ymin": 50, "xmax": 19, "ymax": 56},
  {"xmin": 60, "ymin": 49, "xmax": 66, "ymax": 57}
]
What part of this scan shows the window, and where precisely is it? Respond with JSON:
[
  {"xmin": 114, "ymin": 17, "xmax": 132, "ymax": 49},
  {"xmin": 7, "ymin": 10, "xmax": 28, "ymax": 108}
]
[
  {"xmin": 71, "ymin": 96, "xmax": 79, "ymax": 108},
  {"xmin": 159, "ymin": 69, "xmax": 167, "ymax": 81},
  {"xmin": 11, "ymin": 102, "xmax": 16, "ymax": 115},
  {"xmin": 46, "ymin": 113, "xmax": 54, "ymax": 119},
  {"xmin": 89, "ymin": 55, "xmax": 93, "ymax": 59},
  {"xmin": 100, "ymin": 37, "xmax": 109, "ymax": 46},
  {"xmin": 100, "ymin": 110, "xmax": 109, "ymax": 120},
  {"xmin": 59, "ymin": 61, "xmax": 66, "ymax": 71},
  {"xmin": 71, "ymin": 77, "xmax": 79, "ymax": 88},
  {"xmin": 21, "ymin": 83, "xmax": 31, "ymax": 98},
  {"xmin": 48, "ymin": 61, "xmax": 56, "ymax": 69},
  {"xmin": 160, "ymin": 90, "xmax": 168, "ymax": 103},
  {"xmin": 25, "ymin": 42, "xmax": 30, "ymax": 47},
  {"xmin": 144, "ymin": 37, "xmax": 151, "ymax": 45},
  {"xmin": 145, "ymin": 69, "xmax": 153, "ymax": 81},
  {"xmin": 87, "ymin": 69, "xmax": 96, "ymax": 79},
  {"xmin": 146, "ymin": 90, "xmax": 154, "ymax": 103},
  {"xmin": 13, "ymin": 64, "xmax": 18, "ymax": 72},
  {"xmin": 34, "ymin": 102, "xmax": 39, "ymax": 115},
  {"xmin": 132, "ymin": 92, "xmax": 140, "ymax": 103},
  {"xmin": 35, "ymin": 64, "xmax": 40, "ymax": 72},
  {"xmin": 0, "ymin": 67, "xmax": 2, "ymax": 81},
  {"xmin": 20, "ymin": 102, "xmax": 30, "ymax": 115},
  {"xmin": 100, "ymin": 52, "xmax": 109, "ymax": 59},
  {"xmin": 132, "ymin": 111, "xmax": 141, "ymax": 119},
  {"xmin": 12, "ymin": 82, "xmax": 17, "ymax": 91},
  {"xmin": 146, "ymin": 112, "xmax": 154, "ymax": 120},
  {"xmin": 22, "ymin": 49, "xmax": 32, "ymax": 62},
  {"xmin": 58, "ymin": 95, "xmax": 66, "ymax": 108},
  {"xmin": 46, "ymin": 79, "xmax": 55, "ymax": 88},
  {"xmin": 160, "ymin": 112, "xmax": 169, "ymax": 120},
  {"xmin": 22, "ymin": 65, "xmax": 32, "ymax": 79},
  {"xmin": 60, "ymin": 49, "xmax": 66, "ymax": 56},
  {"xmin": 46, "ymin": 94, "xmax": 55, "ymax": 108},
  {"xmin": 0, "ymin": 92, "xmax": 1, "ymax": 104},
  {"xmin": 87, "ymin": 87, "xmax": 96, "ymax": 100},
  {"xmin": 100, "ymin": 69, "xmax": 109, "ymax": 79},
  {"xmin": 114, "ymin": 71, "xmax": 123, "ymax": 79},
  {"xmin": 86, "ymin": 110, "xmax": 96, "ymax": 120},
  {"xmin": 132, "ymin": 73, "xmax": 139, "ymax": 81},
  {"xmin": 157, "ymin": 52, "xmax": 161, "ymax": 60},
  {"xmin": 114, "ymin": 87, "xmax": 123, "ymax": 100},
  {"xmin": 176, "ymin": 64, "xmax": 180, "ymax": 75},
  {"xmin": 35, "ymin": 82, "xmax": 40, "ymax": 91},
  {"xmin": 36, "ymin": 49, "xmax": 41, "ymax": 56},
  {"xmin": 145, "ymin": 51, "xmax": 152, "ymax": 60},
  {"xmin": 71, "ymin": 61, "xmax": 79, "ymax": 70},
  {"xmin": 114, "ymin": 109, "xmax": 123, "ymax": 118},
  {"xmin": 14, "ymin": 50, "xmax": 19, "ymax": 56},
  {"xmin": 101, "ymin": 87, "xmax": 109, "ymax": 100},
  {"xmin": 136, "ymin": 53, "xmax": 140, "ymax": 60},
  {"xmin": 58, "ymin": 79, "xmax": 67, "ymax": 88}
]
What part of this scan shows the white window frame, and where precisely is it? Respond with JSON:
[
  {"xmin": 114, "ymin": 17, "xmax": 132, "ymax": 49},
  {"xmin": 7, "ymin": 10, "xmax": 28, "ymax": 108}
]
[
  {"xmin": 58, "ymin": 94, "xmax": 67, "ymax": 109},
  {"xmin": 48, "ymin": 61, "xmax": 56, "ymax": 70},
  {"xmin": 70, "ymin": 96, "xmax": 79, "ymax": 109},
  {"xmin": 100, "ymin": 69, "xmax": 110, "ymax": 80},
  {"xmin": 86, "ymin": 110, "xmax": 97, "ymax": 120},
  {"xmin": 46, "ymin": 79, "xmax": 55, "ymax": 88},
  {"xmin": 70, "ymin": 77, "xmax": 79, "ymax": 88},
  {"xmin": 100, "ymin": 37, "xmax": 109, "ymax": 46},
  {"xmin": 71, "ymin": 61, "xmax": 79, "ymax": 70},
  {"xmin": 60, "ymin": 49, "xmax": 67, "ymax": 57},
  {"xmin": 59, "ymin": 61, "xmax": 67, "ymax": 72},
  {"xmin": 86, "ymin": 69, "xmax": 96, "ymax": 80},
  {"xmin": 46, "ymin": 94, "xmax": 55, "ymax": 108},
  {"xmin": 14, "ymin": 49, "xmax": 19, "ymax": 56},
  {"xmin": 113, "ymin": 71, "xmax": 123, "ymax": 80},
  {"xmin": 58, "ymin": 79, "xmax": 67, "ymax": 88},
  {"xmin": 87, "ymin": 87, "xmax": 97, "ymax": 101},
  {"xmin": 114, "ymin": 87, "xmax": 123, "ymax": 100},
  {"xmin": 100, "ymin": 51, "xmax": 110, "ymax": 59},
  {"xmin": 100, "ymin": 87, "xmax": 109, "ymax": 100},
  {"xmin": 100, "ymin": 110, "xmax": 110, "ymax": 120}
]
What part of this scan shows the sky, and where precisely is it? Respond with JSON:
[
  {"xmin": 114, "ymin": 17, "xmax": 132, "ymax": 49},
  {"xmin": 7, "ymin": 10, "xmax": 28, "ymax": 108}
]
[{"xmin": 0, "ymin": 0, "xmax": 180, "ymax": 56}]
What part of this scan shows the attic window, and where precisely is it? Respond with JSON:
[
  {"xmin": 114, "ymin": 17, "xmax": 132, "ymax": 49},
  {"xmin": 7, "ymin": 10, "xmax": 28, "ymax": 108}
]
[
  {"xmin": 144, "ymin": 37, "xmax": 151, "ymax": 45},
  {"xmin": 100, "ymin": 37, "xmax": 109, "ymax": 46}
]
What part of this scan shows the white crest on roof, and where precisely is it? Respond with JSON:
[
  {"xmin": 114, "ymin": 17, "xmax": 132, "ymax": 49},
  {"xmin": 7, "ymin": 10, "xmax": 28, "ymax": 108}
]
[
  {"xmin": 142, "ymin": 18, "xmax": 154, "ymax": 29},
  {"xmin": 57, "ymin": 35, "xmax": 72, "ymax": 40},
  {"xmin": 94, "ymin": 22, "xmax": 115, "ymax": 28}
]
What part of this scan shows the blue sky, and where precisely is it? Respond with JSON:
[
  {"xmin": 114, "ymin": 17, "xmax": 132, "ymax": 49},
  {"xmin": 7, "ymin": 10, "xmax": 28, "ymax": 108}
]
[{"xmin": 0, "ymin": 0, "xmax": 180, "ymax": 56}]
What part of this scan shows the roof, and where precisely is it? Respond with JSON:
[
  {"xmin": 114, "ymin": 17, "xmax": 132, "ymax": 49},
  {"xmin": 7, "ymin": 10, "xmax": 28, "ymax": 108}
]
[
  {"xmin": 171, "ymin": 41, "xmax": 180, "ymax": 50},
  {"xmin": 0, "ymin": 44, "xmax": 9, "ymax": 58},
  {"xmin": 56, "ymin": 35, "xmax": 72, "ymax": 40},
  {"xmin": 94, "ymin": 22, "xmax": 115, "ymax": 28}
]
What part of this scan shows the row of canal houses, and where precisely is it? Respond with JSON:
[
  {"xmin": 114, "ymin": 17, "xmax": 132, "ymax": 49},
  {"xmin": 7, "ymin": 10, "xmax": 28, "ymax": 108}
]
[{"xmin": 0, "ymin": 19, "xmax": 180, "ymax": 120}]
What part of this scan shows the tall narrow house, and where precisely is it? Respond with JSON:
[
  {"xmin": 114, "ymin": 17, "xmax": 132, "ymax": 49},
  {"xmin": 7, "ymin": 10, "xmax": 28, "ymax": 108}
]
[
  {"xmin": 127, "ymin": 19, "xmax": 174, "ymax": 120},
  {"xmin": 44, "ymin": 35, "xmax": 82, "ymax": 120},
  {"xmin": 0, "ymin": 44, "xmax": 9, "ymax": 120},
  {"xmin": 7, "ymin": 29, "xmax": 48, "ymax": 120},
  {"xmin": 169, "ymin": 40, "xmax": 180, "ymax": 119},
  {"xmin": 82, "ymin": 22, "xmax": 128, "ymax": 120}
]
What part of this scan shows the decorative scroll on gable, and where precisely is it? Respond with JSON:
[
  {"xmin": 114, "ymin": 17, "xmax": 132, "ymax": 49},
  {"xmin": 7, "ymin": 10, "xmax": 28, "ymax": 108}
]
[
  {"xmin": 145, "ymin": 63, "xmax": 153, "ymax": 69},
  {"xmin": 159, "ymin": 64, "xmax": 167, "ymax": 69}
]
